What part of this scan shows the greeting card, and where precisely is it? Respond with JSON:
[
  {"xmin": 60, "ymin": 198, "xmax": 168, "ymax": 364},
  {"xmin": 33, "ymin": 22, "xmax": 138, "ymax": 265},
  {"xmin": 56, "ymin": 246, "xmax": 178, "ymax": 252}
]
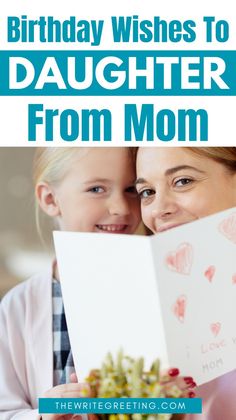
[{"xmin": 54, "ymin": 207, "xmax": 236, "ymax": 385}]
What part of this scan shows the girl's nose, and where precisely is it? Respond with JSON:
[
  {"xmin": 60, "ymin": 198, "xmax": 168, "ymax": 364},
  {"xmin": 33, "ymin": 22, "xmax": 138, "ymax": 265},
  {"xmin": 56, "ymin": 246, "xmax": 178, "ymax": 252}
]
[{"xmin": 108, "ymin": 194, "xmax": 130, "ymax": 216}]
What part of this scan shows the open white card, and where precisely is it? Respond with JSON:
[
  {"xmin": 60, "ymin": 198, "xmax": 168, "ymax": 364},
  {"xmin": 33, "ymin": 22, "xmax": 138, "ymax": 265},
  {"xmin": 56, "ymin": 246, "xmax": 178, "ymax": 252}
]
[{"xmin": 54, "ymin": 207, "xmax": 236, "ymax": 385}]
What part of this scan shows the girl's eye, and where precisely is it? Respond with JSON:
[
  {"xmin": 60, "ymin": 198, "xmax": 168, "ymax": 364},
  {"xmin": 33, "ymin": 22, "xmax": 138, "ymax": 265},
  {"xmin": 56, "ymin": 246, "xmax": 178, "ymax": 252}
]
[
  {"xmin": 88, "ymin": 186, "xmax": 105, "ymax": 193},
  {"xmin": 138, "ymin": 188, "xmax": 155, "ymax": 199},
  {"xmin": 174, "ymin": 178, "xmax": 193, "ymax": 187}
]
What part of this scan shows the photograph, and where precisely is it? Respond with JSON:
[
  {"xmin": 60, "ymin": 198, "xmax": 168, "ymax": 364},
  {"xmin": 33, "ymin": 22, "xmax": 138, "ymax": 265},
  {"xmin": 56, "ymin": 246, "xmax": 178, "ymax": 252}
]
[{"xmin": 1, "ymin": 147, "xmax": 236, "ymax": 420}]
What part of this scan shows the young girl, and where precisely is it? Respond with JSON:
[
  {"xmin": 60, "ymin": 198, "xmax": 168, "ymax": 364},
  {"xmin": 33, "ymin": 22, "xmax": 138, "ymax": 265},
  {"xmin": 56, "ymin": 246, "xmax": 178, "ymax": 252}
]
[
  {"xmin": 0, "ymin": 147, "xmax": 141, "ymax": 420},
  {"xmin": 0, "ymin": 147, "xmax": 194, "ymax": 420}
]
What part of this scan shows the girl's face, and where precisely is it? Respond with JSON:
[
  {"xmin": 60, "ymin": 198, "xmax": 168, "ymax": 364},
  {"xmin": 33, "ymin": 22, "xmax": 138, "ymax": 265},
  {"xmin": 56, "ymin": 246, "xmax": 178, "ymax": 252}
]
[
  {"xmin": 136, "ymin": 148, "xmax": 236, "ymax": 234},
  {"xmin": 52, "ymin": 148, "xmax": 141, "ymax": 234}
]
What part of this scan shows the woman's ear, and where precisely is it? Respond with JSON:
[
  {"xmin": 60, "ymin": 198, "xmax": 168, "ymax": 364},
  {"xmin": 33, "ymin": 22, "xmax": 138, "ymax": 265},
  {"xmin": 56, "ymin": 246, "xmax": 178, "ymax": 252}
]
[{"xmin": 35, "ymin": 182, "xmax": 61, "ymax": 217}]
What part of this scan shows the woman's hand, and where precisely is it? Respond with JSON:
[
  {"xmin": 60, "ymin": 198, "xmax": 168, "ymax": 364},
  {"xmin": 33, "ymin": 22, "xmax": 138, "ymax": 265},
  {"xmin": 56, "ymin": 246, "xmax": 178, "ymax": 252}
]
[{"xmin": 161, "ymin": 367, "xmax": 197, "ymax": 398}]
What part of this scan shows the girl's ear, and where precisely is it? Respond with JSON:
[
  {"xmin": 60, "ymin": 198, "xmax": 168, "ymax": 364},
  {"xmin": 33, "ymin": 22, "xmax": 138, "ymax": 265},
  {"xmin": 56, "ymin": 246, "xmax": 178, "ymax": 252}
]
[{"xmin": 35, "ymin": 182, "xmax": 61, "ymax": 217}]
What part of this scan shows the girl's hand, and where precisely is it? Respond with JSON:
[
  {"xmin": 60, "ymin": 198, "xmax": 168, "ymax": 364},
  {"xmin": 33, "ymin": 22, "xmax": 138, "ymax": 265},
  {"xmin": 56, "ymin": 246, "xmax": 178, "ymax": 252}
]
[{"xmin": 41, "ymin": 374, "xmax": 90, "ymax": 420}]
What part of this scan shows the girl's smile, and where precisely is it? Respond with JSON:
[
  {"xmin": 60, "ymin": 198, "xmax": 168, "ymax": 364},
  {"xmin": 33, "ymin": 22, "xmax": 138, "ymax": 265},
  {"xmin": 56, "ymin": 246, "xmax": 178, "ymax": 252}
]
[{"xmin": 95, "ymin": 223, "xmax": 130, "ymax": 233}]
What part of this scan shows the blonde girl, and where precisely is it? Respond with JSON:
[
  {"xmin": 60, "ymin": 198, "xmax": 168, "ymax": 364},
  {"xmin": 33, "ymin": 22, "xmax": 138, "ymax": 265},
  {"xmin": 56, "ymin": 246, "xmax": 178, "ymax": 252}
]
[{"xmin": 0, "ymin": 148, "xmax": 141, "ymax": 420}]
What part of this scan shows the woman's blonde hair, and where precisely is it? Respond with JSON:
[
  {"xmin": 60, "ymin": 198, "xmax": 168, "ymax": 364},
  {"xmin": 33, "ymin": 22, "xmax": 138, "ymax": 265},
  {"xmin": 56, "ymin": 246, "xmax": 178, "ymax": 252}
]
[
  {"xmin": 186, "ymin": 147, "xmax": 236, "ymax": 172},
  {"xmin": 136, "ymin": 147, "xmax": 236, "ymax": 172}
]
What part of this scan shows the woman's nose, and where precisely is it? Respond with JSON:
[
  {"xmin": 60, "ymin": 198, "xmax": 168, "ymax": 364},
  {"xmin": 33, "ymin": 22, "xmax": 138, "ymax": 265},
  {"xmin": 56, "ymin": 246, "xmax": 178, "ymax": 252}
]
[{"xmin": 151, "ymin": 192, "xmax": 179, "ymax": 220}]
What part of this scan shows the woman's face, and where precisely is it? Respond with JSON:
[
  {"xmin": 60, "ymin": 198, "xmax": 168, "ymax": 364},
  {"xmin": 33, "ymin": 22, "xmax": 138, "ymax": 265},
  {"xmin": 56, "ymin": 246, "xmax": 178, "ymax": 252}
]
[{"xmin": 136, "ymin": 148, "xmax": 236, "ymax": 234}]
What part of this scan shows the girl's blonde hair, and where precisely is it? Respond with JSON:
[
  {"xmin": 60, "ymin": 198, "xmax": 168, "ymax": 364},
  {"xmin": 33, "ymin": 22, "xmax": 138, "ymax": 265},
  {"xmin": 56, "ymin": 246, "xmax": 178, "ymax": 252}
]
[
  {"xmin": 33, "ymin": 147, "xmax": 83, "ymax": 186},
  {"xmin": 33, "ymin": 148, "xmax": 86, "ymax": 240}
]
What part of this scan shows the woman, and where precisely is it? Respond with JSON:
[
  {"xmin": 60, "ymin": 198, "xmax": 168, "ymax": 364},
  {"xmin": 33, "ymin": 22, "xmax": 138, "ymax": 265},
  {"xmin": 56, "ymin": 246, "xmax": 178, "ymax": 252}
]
[{"xmin": 136, "ymin": 147, "xmax": 236, "ymax": 420}]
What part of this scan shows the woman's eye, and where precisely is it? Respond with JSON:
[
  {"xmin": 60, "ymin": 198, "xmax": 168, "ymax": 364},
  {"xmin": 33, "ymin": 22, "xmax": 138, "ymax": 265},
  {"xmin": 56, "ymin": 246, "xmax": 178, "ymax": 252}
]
[
  {"xmin": 88, "ymin": 186, "xmax": 104, "ymax": 193},
  {"xmin": 174, "ymin": 178, "xmax": 193, "ymax": 187},
  {"xmin": 138, "ymin": 189, "xmax": 155, "ymax": 199},
  {"xmin": 125, "ymin": 185, "xmax": 138, "ymax": 195}
]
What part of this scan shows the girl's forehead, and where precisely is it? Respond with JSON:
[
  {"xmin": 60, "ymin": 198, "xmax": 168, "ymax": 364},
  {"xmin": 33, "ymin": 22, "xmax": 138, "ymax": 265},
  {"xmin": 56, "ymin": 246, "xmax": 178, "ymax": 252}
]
[
  {"xmin": 73, "ymin": 147, "xmax": 133, "ymax": 162},
  {"xmin": 68, "ymin": 148, "xmax": 135, "ymax": 177}
]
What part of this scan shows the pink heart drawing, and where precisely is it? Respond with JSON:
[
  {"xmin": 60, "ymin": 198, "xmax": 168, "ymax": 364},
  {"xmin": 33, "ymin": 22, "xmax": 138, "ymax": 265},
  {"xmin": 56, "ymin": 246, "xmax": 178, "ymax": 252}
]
[
  {"xmin": 210, "ymin": 322, "xmax": 221, "ymax": 337},
  {"xmin": 219, "ymin": 213, "xmax": 236, "ymax": 244},
  {"xmin": 166, "ymin": 243, "xmax": 193, "ymax": 275},
  {"xmin": 232, "ymin": 274, "xmax": 236, "ymax": 284},
  {"xmin": 204, "ymin": 265, "xmax": 216, "ymax": 282},
  {"xmin": 172, "ymin": 295, "xmax": 187, "ymax": 323}
]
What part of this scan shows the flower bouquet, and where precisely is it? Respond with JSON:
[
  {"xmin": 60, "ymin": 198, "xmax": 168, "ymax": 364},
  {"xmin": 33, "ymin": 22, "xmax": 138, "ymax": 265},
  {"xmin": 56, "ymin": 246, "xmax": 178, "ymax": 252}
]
[{"xmin": 86, "ymin": 350, "xmax": 188, "ymax": 420}]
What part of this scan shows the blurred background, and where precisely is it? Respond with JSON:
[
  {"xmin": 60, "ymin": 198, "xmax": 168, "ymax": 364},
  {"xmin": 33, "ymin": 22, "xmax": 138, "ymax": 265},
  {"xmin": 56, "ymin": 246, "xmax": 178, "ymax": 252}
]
[{"xmin": 0, "ymin": 148, "xmax": 51, "ymax": 298}]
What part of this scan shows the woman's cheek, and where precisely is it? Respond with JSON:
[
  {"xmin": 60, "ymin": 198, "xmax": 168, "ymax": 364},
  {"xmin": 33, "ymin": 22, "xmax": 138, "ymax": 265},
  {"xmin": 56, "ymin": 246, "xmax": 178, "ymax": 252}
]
[
  {"xmin": 141, "ymin": 206, "xmax": 152, "ymax": 231},
  {"xmin": 186, "ymin": 196, "xmax": 211, "ymax": 219}
]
